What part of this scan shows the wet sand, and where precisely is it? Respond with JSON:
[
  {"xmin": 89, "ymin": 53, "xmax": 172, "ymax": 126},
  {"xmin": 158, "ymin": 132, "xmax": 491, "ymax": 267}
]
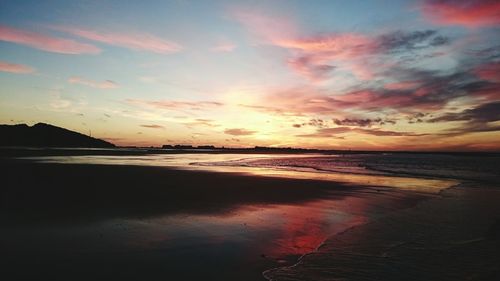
[
  {"xmin": 265, "ymin": 184, "xmax": 500, "ymax": 280},
  {"xmin": 0, "ymin": 158, "xmax": 435, "ymax": 281}
]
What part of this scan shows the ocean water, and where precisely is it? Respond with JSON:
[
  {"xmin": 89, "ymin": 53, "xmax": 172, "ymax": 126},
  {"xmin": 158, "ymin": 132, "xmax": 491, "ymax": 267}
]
[
  {"xmin": 23, "ymin": 151, "xmax": 500, "ymax": 184},
  {"xmin": 198, "ymin": 153, "xmax": 500, "ymax": 183}
]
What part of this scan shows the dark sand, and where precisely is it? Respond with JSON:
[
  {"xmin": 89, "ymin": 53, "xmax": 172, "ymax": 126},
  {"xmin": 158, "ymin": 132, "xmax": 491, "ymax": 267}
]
[{"xmin": 2, "ymin": 156, "xmax": 499, "ymax": 280}]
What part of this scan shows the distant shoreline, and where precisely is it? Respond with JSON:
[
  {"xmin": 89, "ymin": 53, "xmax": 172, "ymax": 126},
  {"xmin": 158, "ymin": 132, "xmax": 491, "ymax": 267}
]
[{"xmin": 1, "ymin": 146, "xmax": 499, "ymax": 158}]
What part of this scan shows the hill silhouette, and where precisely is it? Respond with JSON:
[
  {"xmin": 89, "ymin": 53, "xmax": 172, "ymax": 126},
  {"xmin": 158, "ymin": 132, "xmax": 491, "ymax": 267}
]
[{"xmin": 0, "ymin": 123, "xmax": 115, "ymax": 148}]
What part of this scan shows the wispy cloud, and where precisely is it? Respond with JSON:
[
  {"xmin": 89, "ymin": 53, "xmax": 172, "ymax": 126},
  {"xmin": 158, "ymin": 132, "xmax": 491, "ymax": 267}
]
[
  {"xmin": 230, "ymin": 9, "xmax": 450, "ymax": 82},
  {"xmin": 278, "ymin": 30, "xmax": 449, "ymax": 81},
  {"xmin": 474, "ymin": 61, "xmax": 500, "ymax": 82},
  {"xmin": 421, "ymin": 0, "xmax": 500, "ymax": 27},
  {"xmin": 0, "ymin": 25, "xmax": 100, "ymax": 54},
  {"xmin": 184, "ymin": 119, "xmax": 219, "ymax": 128},
  {"xmin": 230, "ymin": 7, "xmax": 297, "ymax": 44},
  {"xmin": 51, "ymin": 26, "xmax": 182, "ymax": 54},
  {"xmin": 211, "ymin": 40, "xmax": 236, "ymax": 52},
  {"xmin": 140, "ymin": 124, "xmax": 165, "ymax": 129},
  {"xmin": 68, "ymin": 76, "xmax": 118, "ymax": 89},
  {"xmin": 224, "ymin": 128, "xmax": 256, "ymax": 136},
  {"xmin": 298, "ymin": 127, "xmax": 427, "ymax": 138},
  {"xmin": 428, "ymin": 101, "xmax": 500, "ymax": 123},
  {"xmin": 0, "ymin": 61, "xmax": 35, "ymax": 74},
  {"xmin": 429, "ymin": 101, "xmax": 500, "ymax": 135},
  {"xmin": 126, "ymin": 99, "xmax": 223, "ymax": 110}
]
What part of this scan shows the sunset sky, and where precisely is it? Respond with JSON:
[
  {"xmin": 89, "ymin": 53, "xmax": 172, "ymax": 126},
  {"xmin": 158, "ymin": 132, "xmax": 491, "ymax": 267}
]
[{"xmin": 1, "ymin": 0, "xmax": 499, "ymax": 150}]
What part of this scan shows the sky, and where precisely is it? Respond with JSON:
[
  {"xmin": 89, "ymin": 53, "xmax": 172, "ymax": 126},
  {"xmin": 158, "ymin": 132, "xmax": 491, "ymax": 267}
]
[{"xmin": 0, "ymin": 0, "xmax": 499, "ymax": 151}]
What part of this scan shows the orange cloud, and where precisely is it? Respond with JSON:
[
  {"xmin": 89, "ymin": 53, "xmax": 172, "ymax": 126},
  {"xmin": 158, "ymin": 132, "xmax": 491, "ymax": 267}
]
[
  {"xmin": 0, "ymin": 25, "xmax": 101, "ymax": 54},
  {"xmin": 184, "ymin": 119, "xmax": 219, "ymax": 128},
  {"xmin": 68, "ymin": 76, "xmax": 118, "ymax": 89},
  {"xmin": 421, "ymin": 0, "xmax": 500, "ymax": 27},
  {"xmin": 51, "ymin": 26, "xmax": 182, "ymax": 54},
  {"xmin": 0, "ymin": 61, "xmax": 35, "ymax": 74},
  {"xmin": 224, "ymin": 128, "xmax": 256, "ymax": 136}
]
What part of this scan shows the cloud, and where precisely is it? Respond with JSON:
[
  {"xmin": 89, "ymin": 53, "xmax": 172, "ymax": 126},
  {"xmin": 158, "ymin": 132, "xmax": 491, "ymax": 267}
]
[
  {"xmin": 429, "ymin": 101, "xmax": 500, "ymax": 135},
  {"xmin": 238, "ymin": 104, "xmax": 299, "ymax": 116},
  {"xmin": 51, "ymin": 26, "xmax": 182, "ymax": 54},
  {"xmin": 184, "ymin": 119, "xmax": 220, "ymax": 128},
  {"xmin": 376, "ymin": 30, "xmax": 449, "ymax": 52},
  {"xmin": 224, "ymin": 128, "xmax": 256, "ymax": 136},
  {"xmin": 0, "ymin": 61, "xmax": 35, "ymax": 74},
  {"xmin": 468, "ymin": 45, "xmax": 500, "ymax": 60},
  {"xmin": 0, "ymin": 25, "xmax": 101, "ymax": 54},
  {"xmin": 68, "ymin": 76, "xmax": 118, "ymax": 89},
  {"xmin": 421, "ymin": 0, "xmax": 500, "ymax": 27},
  {"xmin": 384, "ymin": 81, "xmax": 420, "ymax": 90},
  {"xmin": 140, "ymin": 124, "xmax": 165, "ymax": 129},
  {"xmin": 298, "ymin": 127, "xmax": 427, "ymax": 138},
  {"xmin": 429, "ymin": 101, "xmax": 500, "ymax": 123},
  {"xmin": 287, "ymin": 55, "xmax": 335, "ymax": 82},
  {"xmin": 474, "ymin": 61, "xmax": 500, "ymax": 82},
  {"xmin": 211, "ymin": 41, "xmax": 236, "ymax": 52},
  {"xmin": 240, "ymin": 65, "xmax": 491, "ymax": 119},
  {"xmin": 333, "ymin": 118, "xmax": 396, "ymax": 127},
  {"xmin": 276, "ymin": 33, "xmax": 377, "ymax": 81},
  {"xmin": 280, "ymin": 30, "xmax": 449, "ymax": 81},
  {"xmin": 127, "ymin": 99, "xmax": 223, "ymax": 111},
  {"xmin": 231, "ymin": 8, "xmax": 451, "ymax": 82},
  {"xmin": 229, "ymin": 7, "xmax": 297, "ymax": 44}
]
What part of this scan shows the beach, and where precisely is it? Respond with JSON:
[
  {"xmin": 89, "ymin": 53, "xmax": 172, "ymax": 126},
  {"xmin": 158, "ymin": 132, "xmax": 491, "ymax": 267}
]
[{"xmin": 1, "ymin": 151, "xmax": 499, "ymax": 280}]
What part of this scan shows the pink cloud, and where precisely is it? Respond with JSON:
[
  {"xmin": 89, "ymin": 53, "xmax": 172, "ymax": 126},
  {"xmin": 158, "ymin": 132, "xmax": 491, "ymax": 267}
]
[
  {"xmin": 421, "ymin": 0, "xmax": 500, "ymax": 27},
  {"xmin": 474, "ymin": 62, "xmax": 500, "ymax": 82},
  {"xmin": 243, "ymin": 81, "xmax": 451, "ymax": 118},
  {"xmin": 278, "ymin": 33, "xmax": 379, "ymax": 81},
  {"xmin": 68, "ymin": 76, "xmax": 118, "ymax": 89},
  {"xmin": 275, "ymin": 33, "xmax": 374, "ymax": 56},
  {"xmin": 51, "ymin": 26, "xmax": 182, "ymax": 54},
  {"xmin": 230, "ymin": 9, "xmax": 382, "ymax": 81},
  {"xmin": 0, "ymin": 25, "xmax": 101, "ymax": 54},
  {"xmin": 287, "ymin": 55, "xmax": 335, "ymax": 82},
  {"xmin": 0, "ymin": 61, "xmax": 35, "ymax": 74},
  {"xmin": 384, "ymin": 81, "xmax": 421, "ymax": 90}
]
